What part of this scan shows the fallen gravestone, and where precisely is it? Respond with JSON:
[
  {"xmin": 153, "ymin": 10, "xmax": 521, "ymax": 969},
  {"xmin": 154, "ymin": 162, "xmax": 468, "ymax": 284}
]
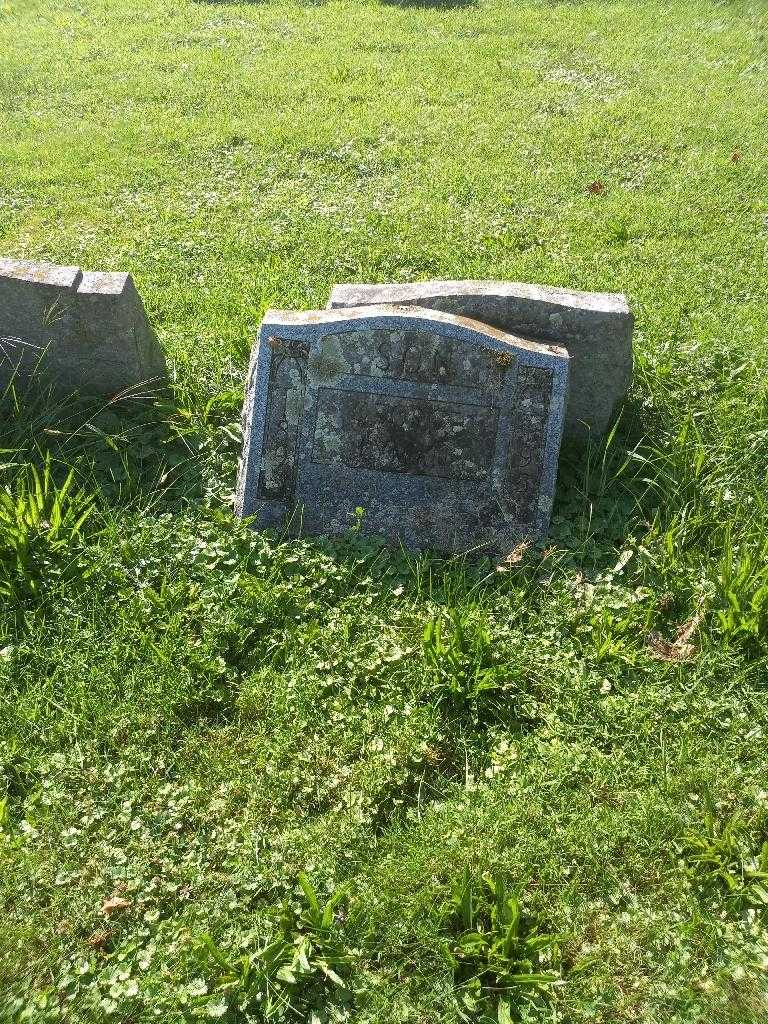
[
  {"xmin": 327, "ymin": 280, "xmax": 633, "ymax": 441},
  {"xmin": 236, "ymin": 305, "xmax": 569, "ymax": 553},
  {"xmin": 0, "ymin": 258, "xmax": 166, "ymax": 395}
]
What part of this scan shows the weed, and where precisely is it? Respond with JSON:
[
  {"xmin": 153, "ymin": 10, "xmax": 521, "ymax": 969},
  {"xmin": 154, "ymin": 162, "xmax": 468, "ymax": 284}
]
[
  {"xmin": 442, "ymin": 868, "xmax": 561, "ymax": 1020},
  {"xmin": 195, "ymin": 874, "xmax": 355, "ymax": 1019},
  {"xmin": 0, "ymin": 456, "xmax": 96, "ymax": 607},
  {"xmin": 712, "ymin": 530, "xmax": 768, "ymax": 657},
  {"xmin": 422, "ymin": 611, "xmax": 501, "ymax": 712},
  {"xmin": 680, "ymin": 795, "xmax": 768, "ymax": 911}
]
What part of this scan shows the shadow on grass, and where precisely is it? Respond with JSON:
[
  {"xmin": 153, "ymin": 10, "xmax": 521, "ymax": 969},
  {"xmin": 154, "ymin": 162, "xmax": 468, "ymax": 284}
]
[
  {"xmin": 549, "ymin": 392, "xmax": 664, "ymax": 566},
  {"xmin": 0, "ymin": 376, "xmax": 207, "ymax": 511}
]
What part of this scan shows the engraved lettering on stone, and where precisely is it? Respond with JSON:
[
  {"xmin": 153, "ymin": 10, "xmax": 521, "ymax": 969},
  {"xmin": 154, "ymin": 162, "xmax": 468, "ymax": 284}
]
[
  {"xmin": 311, "ymin": 388, "xmax": 498, "ymax": 480},
  {"xmin": 322, "ymin": 329, "xmax": 511, "ymax": 390}
]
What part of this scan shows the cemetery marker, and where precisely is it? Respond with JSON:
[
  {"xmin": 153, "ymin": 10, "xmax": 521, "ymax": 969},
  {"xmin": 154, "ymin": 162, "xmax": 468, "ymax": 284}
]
[
  {"xmin": 236, "ymin": 305, "xmax": 569, "ymax": 553},
  {"xmin": 0, "ymin": 258, "xmax": 166, "ymax": 395}
]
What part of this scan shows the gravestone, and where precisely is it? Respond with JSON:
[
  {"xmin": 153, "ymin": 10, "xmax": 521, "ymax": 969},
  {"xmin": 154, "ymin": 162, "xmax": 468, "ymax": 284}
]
[
  {"xmin": 0, "ymin": 258, "xmax": 166, "ymax": 395},
  {"xmin": 236, "ymin": 305, "xmax": 569, "ymax": 553},
  {"xmin": 327, "ymin": 280, "xmax": 633, "ymax": 441}
]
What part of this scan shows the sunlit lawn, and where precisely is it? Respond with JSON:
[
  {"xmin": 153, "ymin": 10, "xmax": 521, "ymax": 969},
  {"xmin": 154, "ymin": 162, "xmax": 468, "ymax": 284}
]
[{"xmin": 1, "ymin": 1, "xmax": 768, "ymax": 1021}]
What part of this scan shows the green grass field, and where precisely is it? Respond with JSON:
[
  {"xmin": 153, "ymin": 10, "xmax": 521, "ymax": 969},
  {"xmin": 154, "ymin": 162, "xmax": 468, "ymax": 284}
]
[{"xmin": 2, "ymin": 0, "xmax": 768, "ymax": 1020}]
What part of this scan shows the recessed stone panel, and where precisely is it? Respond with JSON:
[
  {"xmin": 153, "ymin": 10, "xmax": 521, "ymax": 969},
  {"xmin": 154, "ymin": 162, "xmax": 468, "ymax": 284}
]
[{"xmin": 311, "ymin": 388, "xmax": 499, "ymax": 480}]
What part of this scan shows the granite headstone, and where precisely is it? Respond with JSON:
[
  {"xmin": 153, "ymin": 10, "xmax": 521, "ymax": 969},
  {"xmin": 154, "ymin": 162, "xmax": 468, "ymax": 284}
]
[
  {"xmin": 327, "ymin": 280, "xmax": 633, "ymax": 441},
  {"xmin": 236, "ymin": 305, "xmax": 569, "ymax": 553},
  {"xmin": 0, "ymin": 258, "xmax": 166, "ymax": 395}
]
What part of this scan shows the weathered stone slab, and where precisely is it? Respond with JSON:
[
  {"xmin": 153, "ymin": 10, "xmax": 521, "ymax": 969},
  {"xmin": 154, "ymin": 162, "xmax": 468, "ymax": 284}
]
[
  {"xmin": 0, "ymin": 258, "xmax": 166, "ymax": 395},
  {"xmin": 327, "ymin": 280, "xmax": 633, "ymax": 440},
  {"xmin": 236, "ymin": 305, "xmax": 569, "ymax": 554}
]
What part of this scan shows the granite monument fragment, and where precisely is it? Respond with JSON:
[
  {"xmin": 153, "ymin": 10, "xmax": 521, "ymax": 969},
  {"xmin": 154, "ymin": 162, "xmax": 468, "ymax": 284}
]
[
  {"xmin": 236, "ymin": 305, "xmax": 569, "ymax": 553},
  {"xmin": 0, "ymin": 258, "xmax": 166, "ymax": 395},
  {"xmin": 327, "ymin": 280, "xmax": 633, "ymax": 440}
]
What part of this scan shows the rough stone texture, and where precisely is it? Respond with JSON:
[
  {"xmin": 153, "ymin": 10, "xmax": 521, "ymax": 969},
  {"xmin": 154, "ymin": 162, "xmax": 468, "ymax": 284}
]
[
  {"xmin": 327, "ymin": 280, "xmax": 633, "ymax": 440},
  {"xmin": 236, "ymin": 305, "xmax": 569, "ymax": 554},
  {"xmin": 0, "ymin": 259, "xmax": 166, "ymax": 395}
]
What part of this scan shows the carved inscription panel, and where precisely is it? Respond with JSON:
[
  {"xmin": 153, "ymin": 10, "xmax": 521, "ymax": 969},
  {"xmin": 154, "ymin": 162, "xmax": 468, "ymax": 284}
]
[{"xmin": 311, "ymin": 388, "xmax": 498, "ymax": 480}]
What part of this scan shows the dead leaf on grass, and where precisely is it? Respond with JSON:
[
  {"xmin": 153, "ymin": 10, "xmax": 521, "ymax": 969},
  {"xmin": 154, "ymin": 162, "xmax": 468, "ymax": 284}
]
[
  {"xmin": 587, "ymin": 180, "xmax": 606, "ymax": 195},
  {"xmin": 648, "ymin": 612, "xmax": 703, "ymax": 662},
  {"xmin": 87, "ymin": 930, "xmax": 113, "ymax": 950},
  {"xmin": 101, "ymin": 895, "xmax": 132, "ymax": 916},
  {"xmin": 496, "ymin": 540, "xmax": 532, "ymax": 572}
]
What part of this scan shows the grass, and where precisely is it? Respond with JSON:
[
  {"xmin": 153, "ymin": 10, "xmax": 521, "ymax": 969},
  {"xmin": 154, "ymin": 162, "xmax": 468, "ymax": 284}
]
[{"xmin": 1, "ymin": 0, "xmax": 768, "ymax": 1020}]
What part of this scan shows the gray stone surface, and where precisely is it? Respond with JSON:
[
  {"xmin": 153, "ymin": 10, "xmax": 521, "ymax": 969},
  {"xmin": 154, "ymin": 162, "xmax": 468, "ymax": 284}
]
[
  {"xmin": 236, "ymin": 305, "xmax": 569, "ymax": 554},
  {"xmin": 0, "ymin": 258, "xmax": 166, "ymax": 395},
  {"xmin": 327, "ymin": 280, "xmax": 633, "ymax": 440}
]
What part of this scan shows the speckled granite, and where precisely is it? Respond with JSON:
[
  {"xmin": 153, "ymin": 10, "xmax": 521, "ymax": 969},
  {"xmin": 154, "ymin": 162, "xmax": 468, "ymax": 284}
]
[
  {"xmin": 0, "ymin": 259, "xmax": 166, "ymax": 395},
  {"xmin": 236, "ymin": 305, "xmax": 569, "ymax": 554},
  {"xmin": 327, "ymin": 280, "xmax": 633, "ymax": 440}
]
